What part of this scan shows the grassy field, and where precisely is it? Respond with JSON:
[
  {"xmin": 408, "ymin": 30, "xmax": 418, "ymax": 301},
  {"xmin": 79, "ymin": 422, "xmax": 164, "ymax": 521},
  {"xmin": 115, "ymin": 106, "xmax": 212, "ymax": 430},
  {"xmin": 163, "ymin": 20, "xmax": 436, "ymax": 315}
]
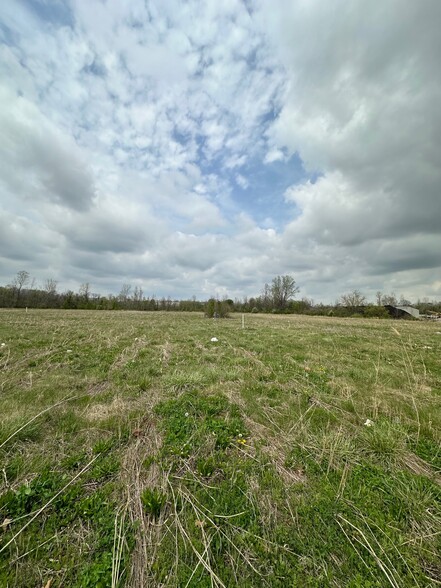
[{"xmin": 0, "ymin": 309, "xmax": 440, "ymax": 587}]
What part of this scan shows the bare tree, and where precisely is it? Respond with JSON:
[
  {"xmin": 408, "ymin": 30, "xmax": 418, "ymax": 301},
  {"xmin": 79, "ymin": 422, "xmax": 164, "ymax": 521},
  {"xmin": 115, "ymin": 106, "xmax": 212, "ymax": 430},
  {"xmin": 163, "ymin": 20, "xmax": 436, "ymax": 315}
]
[
  {"xmin": 261, "ymin": 283, "xmax": 272, "ymax": 310},
  {"xmin": 133, "ymin": 286, "xmax": 143, "ymax": 302},
  {"xmin": 382, "ymin": 292, "xmax": 397, "ymax": 306},
  {"xmin": 399, "ymin": 295, "xmax": 412, "ymax": 306},
  {"xmin": 79, "ymin": 282, "xmax": 90, "ymax": 302},
  {"xmin": 270, "ymin": 275, "xmax": 300, "ymax": 310},
  {"xmin": 12, "ymin": 270, "xmax": 30, "ymax": 305},
  {"xmin": 13, "ymin": 270, "xmax": 30, "ymax": 291},
  {"xmin": 44, "ymin": 278, "xmax": 58, "ymax": 295},
  {"xmin": 118, "ymin": 283, "xmax": 132, "ymax": 303},
  {"xmin": 339, "ymin": 290, "xmax": 367, "ymax": 308}
]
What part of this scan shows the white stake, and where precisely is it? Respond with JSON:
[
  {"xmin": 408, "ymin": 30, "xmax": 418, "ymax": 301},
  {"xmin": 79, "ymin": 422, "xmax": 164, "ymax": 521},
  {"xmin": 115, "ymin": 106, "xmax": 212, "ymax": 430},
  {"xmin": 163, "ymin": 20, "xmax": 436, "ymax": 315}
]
[{"xmin": 242, "ymin": 313, "xmax": 245, "ymax": 329}]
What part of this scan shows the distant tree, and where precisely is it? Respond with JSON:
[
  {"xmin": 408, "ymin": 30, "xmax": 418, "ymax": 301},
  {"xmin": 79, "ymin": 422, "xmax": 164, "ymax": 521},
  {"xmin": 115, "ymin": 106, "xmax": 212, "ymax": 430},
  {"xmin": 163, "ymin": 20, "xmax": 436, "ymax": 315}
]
[
  {"xmin": 339, "ymin": 290, "xmax": 367, "ymax": 309},
  {"xmin": 12, "ymin": 270, "xmax": 30, "ymax": 306},
  {"xmin": 79, "ymin": 282, "xmax": 90, "ymax": 303},
  {"xmin": 42, "ymin": 278, "xmax": 58, "ymax": 307},
  {"xmin": 399, "ymin": 295, "xmax": 412, "ymax": 306},
  {"xmin": 133, "ymin": 286, "xmax": 143, "ymax": 302},
  {"xmin": 377, "ymin": 291, "xmax": 399, "ymax": 306},
  {"xmin": 289, "ymin": 296, "xmax": 314, "ymax": 314},
  {"xmin": 261, "ymin": 283, "xmax": 272, "ymax": 311},
  {"xmin": 147, "ymin": 296, "xmax": 157, "ymax": 311},
  {"xmin": 63, "ymin": 290, "xmax": 77, "ymax": 309},
  {"xmin": 118, "ymin": 284, "xmax": 132, "ymax": 303},
  {"xmin": 44, "ymin": 278, "xmax": 58, "ymax": 295},
  {"xmin": 270, "ymin": 275, "xmax": 300, "ymax": 311},
  {"xmin": 13, "ymin": 270, "xmax": 30, "ymax": 291},
  {"xmin": 382, "ymin": 292, "xmax": 397, "ymax": 306},
  {"xmin": 205, "ymin": 298, "xmax": 215, "ymax": 318}
]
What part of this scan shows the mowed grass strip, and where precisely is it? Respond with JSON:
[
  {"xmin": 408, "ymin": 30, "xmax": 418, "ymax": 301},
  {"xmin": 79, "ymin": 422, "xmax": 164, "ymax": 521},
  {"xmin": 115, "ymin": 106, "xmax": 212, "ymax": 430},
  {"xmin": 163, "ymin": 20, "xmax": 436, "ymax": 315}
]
[{"xmin": 0, "ymin": 309, "xmax": 440, "ymax": 587}]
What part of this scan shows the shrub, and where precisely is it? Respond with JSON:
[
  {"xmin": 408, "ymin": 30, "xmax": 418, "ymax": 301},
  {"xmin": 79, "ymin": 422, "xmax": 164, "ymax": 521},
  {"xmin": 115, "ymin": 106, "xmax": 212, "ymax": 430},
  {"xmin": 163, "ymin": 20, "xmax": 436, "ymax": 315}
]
[
  {"xmin": 205, "ymin": 298, "xmax": 230, "ymax": 318},
  {"xmin": 364, "ymin": 305, "xmax": 390, "ymax": 318}
]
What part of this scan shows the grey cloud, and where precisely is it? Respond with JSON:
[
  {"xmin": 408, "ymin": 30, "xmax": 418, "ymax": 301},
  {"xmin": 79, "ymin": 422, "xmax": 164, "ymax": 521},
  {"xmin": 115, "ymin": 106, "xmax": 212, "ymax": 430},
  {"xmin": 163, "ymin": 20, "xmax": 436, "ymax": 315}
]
[
  {"xmin": 55, "ymin": 204, "xmax": 162, "ymax": 254},
  {"xmin": 0, "ymin": 88, "xmax": 96, "ymax": 211},
  {"xmin": 259, "ymin": 0, "xmax": 441, "ymax": 299},
  {"xmin": 167, "ymin": 232, "xmax": 231, "ymax": 271},
  {"xmin": 264, "ymin": 0, "xmax": 441, "ymax": 240},
  {"xmin": 361, "ymin": 236, "xmax": 441, "ymax": 276},
  {"xmin": 0, "ymin": 211, "xmax": 62, "ymax": 264}
]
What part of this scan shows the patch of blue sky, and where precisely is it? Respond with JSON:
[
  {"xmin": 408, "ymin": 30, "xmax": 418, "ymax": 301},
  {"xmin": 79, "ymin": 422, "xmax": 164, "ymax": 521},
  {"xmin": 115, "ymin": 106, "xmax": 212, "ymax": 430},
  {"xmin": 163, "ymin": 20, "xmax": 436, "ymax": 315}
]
[
  {"xmin": 0, "ymin": 21, "xmax": 18, "ymax": 45},
  {"xmin": 201, "ymin": 150, "xmax": 313, "ymax": 230},
  {"xmin": 19, "ymin": 0, "xmax": 74, "ymax": 28},
  {"xmin": 172, "ymin": 128, "xmax": 192, "ymax": 146},
  {"xmin": 82, "ymin": 58, "xmax": 107, "ymax": 78},
  {"xmin": 231, "ymin": 155, "xmax": 308, "ymax": 228}
]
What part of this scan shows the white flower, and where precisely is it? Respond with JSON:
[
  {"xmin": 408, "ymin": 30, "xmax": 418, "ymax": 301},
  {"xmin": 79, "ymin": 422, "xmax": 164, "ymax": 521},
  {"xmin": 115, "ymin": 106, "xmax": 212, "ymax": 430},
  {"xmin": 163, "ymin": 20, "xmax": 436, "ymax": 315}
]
[
  {"xmin": 210, "ymin": 337, "xmax": 218, "ymax": 342},
  {"xmin": 364, "ymin": 419, "xmax": 374, "ymax": 427},
  {"xmin": 185, "ymin": 412, "xmax": 189, "ymax": 417}
]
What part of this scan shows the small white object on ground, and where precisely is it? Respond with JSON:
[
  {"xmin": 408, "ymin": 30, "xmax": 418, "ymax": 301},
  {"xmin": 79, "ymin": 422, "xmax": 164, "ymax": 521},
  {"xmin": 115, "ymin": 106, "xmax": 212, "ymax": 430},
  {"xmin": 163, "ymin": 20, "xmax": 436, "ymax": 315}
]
[
  {"xmin": 1, "ymin": 343, "xmax": 5, "ymax": 347},
  {"xmin": 364, "ymin": 419, "xmax": 374, "ymax": 427},
  {"xmin": 185, "ymin": 412, "xmax": 189, "ymax": 417},
  {"xmin": 210, "ymin": 337, "xmax": 218, "ymax": 342},
  {"xmin": 66, "ymin": 349, "xmax": 73, "ymax": 353}
]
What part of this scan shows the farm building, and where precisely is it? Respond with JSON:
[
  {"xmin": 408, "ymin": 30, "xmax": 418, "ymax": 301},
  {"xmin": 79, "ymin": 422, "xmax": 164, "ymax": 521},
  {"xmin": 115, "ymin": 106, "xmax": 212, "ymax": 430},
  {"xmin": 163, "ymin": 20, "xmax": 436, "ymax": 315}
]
[{"xmin": 384, "ymin": 305, "xmax": 420, "ymax": 319}]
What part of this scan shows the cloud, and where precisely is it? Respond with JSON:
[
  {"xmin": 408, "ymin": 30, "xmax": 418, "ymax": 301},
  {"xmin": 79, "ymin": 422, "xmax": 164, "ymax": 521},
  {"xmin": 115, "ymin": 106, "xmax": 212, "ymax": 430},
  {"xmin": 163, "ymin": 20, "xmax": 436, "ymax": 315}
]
[
  {"xmin": 0, "ymin": 0, "xmax": 439, "ymax": 302},
  {"xmin": 0, "ymin": 86, "xmax": 96, "ymax": 211},
  {"xmin": 235, "ymin": 174, "xmax": 249, "ymax": 190},
  {"xmin": 53, "ymin": 197, "xmax": 163, "ymax": 254},
  {"xmin": 260, "ymin": 0, "xmax": 441, "ymax": 297},
  {"xmin": 263, "ymin": 1, "xmax": 441, "ymax": 232},
  {"xmin": 263, "ymin": 149, "xmax": 285, "ymax": 164}
]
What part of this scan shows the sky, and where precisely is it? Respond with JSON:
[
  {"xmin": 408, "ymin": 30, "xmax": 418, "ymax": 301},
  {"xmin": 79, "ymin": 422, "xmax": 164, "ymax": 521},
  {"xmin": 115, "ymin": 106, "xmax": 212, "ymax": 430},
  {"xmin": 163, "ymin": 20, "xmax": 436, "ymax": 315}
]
[{"xmin": 0, "ymin": 0, "xmax": 440, "ymax": 303}]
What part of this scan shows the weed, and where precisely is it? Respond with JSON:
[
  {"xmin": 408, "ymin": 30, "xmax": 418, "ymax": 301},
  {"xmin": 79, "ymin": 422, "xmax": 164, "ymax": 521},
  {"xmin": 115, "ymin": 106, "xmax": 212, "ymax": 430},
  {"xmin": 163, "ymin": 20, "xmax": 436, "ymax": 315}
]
[
  {"xmin": 141, "ymin": 487, "xmax": 167, "ymax": 519},
  {"xmin": 89, "ymin": 454, "xmax": 120, "ymax": 481}
]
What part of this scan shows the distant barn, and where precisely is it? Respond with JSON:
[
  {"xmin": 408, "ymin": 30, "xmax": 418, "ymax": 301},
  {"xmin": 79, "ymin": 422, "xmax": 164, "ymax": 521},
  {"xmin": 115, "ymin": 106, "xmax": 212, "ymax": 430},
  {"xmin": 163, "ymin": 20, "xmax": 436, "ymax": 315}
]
[{"xmin": 384, "ymin": 305, "xmax": 420, "ymax": 319}]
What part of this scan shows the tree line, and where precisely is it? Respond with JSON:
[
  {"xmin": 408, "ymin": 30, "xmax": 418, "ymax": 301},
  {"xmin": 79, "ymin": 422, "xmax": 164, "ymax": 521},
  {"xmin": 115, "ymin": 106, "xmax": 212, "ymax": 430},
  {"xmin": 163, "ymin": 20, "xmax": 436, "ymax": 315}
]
[{"xmin": 1, "ymin": 271, "xmax": 440, "ymax": 317}]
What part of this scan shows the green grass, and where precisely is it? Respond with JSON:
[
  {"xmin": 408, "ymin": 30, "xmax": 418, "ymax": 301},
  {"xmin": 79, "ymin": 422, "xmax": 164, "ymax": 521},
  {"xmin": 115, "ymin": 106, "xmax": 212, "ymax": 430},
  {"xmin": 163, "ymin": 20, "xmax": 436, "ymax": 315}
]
[{"xmin": 0, "ymin": 309, "xmax": 440, "ymax": 586}]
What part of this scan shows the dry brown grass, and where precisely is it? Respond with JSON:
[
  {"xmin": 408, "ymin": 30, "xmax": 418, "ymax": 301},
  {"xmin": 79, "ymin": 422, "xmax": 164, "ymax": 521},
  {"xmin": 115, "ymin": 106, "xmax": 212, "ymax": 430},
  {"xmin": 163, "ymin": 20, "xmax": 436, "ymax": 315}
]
[{"xmin": 121, "ymin": 417, "xmax": 166, "ymax": 587}]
